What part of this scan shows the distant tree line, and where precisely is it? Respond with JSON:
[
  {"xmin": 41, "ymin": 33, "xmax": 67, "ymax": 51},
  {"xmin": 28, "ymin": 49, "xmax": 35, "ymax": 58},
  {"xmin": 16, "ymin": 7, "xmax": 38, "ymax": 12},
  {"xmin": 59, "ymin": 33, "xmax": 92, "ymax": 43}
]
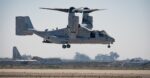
[{"xmin": 74, "ymin": 52, "xmax": 119, "ymax": 62}]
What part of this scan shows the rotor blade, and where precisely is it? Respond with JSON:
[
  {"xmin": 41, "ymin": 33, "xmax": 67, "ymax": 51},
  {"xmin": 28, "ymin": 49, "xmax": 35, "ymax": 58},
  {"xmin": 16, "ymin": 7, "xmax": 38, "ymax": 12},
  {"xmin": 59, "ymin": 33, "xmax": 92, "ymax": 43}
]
[
  {"xmin": 40, "ymin": 7, "xmax": 69, "ymax": 13},
  {"xmin": 74, "ymin": 8, "xmax": 106, "ymax": 13},
  {"xmin": 84, "ymin": 9, "xmax": 106, "ymax": 13},
  {"xmin": 73, "ymin": 7, "xmax": 85, "ymax": 13}
]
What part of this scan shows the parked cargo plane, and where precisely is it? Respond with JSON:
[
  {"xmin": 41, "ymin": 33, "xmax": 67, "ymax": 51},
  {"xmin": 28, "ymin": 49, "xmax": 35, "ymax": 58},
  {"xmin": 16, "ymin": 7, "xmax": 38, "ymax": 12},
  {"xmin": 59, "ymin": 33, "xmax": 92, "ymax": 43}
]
[
  {"xmin": 13, "ymin": 46, "xmax": 34, "ymax": 61},
  {"xmin": 16, "ymin": 7, "xmax": 115, "ymax": 48}
]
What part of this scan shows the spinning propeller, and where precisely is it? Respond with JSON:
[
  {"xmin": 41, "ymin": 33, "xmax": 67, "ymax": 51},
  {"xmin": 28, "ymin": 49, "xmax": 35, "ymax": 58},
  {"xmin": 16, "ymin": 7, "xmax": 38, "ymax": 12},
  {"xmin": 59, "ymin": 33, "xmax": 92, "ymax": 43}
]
[{"xmin": 40, "ymin": 7, "xmax": 106, "ymax": 13}]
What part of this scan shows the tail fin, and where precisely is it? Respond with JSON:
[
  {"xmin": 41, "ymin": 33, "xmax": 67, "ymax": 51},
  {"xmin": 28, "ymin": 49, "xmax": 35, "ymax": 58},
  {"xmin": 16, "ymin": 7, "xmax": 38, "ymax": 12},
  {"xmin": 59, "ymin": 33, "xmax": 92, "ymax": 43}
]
[
  {"xmin": 13, "ymin": 46, "xmax": 22, "ymax": 60},
  {"xmin": 16, "ymin": 16, "xmax": 34, "ymax": 35}
]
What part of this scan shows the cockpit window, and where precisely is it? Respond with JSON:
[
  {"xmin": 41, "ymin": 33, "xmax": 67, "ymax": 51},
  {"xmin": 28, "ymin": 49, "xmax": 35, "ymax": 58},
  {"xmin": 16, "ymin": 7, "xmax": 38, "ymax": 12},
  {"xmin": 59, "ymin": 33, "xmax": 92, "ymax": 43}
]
[
  {"xmin": 98, "ymin": 30, "xmax": 110, "ymax": 37},
  {"xmin": 98, "ymin": 32, "xmax": 105, "ymax": 37},
  {"xmin": 101, "ymin": 30, "xmax": 107, "ymax": 35}
]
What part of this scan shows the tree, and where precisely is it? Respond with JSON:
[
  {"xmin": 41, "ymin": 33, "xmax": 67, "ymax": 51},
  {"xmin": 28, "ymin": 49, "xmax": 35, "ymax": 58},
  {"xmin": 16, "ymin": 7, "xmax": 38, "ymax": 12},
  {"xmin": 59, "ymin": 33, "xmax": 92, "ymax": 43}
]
[
  {"xmin": 74, "ymin": 52, "xmax": 91, "ymax": 62},
  {"xmin": 95, "ymin": 52, "xmax": 119, "ymax": 62},
  {"xmin": 110, "ymin": 52, "xmax": 119, "ymax": 60}
]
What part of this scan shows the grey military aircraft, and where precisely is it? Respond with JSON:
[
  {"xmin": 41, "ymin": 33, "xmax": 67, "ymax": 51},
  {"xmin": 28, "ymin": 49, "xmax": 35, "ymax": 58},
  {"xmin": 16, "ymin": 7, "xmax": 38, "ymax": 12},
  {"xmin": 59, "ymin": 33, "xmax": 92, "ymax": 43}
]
[{"xmin": 16, "ymin": 7, "xmax": 115, "ymax": 49}]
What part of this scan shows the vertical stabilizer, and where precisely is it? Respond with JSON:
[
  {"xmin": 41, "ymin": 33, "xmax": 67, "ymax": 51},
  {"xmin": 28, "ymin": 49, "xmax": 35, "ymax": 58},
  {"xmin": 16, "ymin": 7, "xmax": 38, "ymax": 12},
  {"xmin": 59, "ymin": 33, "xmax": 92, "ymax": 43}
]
[
  {"xmin": 16, "ymin": 16, "xmax": 34, "ymax": 35},
  {"xmin": 13, "ymin": 46, "xmax": 22, "ymax": 60}
]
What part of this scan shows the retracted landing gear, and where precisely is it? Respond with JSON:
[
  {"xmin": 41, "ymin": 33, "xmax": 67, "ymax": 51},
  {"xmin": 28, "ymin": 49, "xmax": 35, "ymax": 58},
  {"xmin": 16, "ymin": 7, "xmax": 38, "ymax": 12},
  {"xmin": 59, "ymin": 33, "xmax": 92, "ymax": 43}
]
[{"xmin": 62, "ymin": 44, "xmax": 71, "ymax": 49}]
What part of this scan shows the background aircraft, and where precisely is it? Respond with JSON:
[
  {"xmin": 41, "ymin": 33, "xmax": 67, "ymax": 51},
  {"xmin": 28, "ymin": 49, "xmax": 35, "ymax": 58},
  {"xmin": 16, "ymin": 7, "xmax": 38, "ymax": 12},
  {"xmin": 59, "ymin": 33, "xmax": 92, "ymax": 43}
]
[{"xmin": 13, "ymin": 46, "xmax": 34, "ymax": 61}]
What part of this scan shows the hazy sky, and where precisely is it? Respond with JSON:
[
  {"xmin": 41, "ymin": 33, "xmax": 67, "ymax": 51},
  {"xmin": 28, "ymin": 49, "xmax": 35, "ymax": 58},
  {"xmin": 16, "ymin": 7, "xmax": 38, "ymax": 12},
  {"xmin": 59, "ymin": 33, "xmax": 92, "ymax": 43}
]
[{"xmin": 0, "ymin": 0, "xmax": 150, "ymax": 60}]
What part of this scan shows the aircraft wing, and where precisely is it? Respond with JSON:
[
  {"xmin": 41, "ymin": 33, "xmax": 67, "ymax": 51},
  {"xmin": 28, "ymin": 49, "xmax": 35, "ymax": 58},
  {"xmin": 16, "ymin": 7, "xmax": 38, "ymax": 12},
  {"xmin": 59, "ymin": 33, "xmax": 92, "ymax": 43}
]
[{"xmin": 81, "ymin": 25, "xmax": 92, "ymax": 31}]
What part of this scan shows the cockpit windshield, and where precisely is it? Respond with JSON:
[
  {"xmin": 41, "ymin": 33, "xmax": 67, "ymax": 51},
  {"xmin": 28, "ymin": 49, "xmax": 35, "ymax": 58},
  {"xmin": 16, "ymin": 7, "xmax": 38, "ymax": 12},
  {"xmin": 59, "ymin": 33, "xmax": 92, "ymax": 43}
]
[
  {"xmin": 101, "ymin": 30, "xmax": 108, "ymax": 35},
  {"xmin": 98, "ymin": 30, "xmax": 109, "ymax": 37}
]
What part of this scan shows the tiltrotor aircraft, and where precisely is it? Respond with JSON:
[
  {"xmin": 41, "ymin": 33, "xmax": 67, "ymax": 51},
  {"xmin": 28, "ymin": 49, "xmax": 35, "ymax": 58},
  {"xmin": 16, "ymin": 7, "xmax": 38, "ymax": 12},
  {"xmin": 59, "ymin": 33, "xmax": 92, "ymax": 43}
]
[{"xmin": 16, "ymin": 7, "xmax": 115, "ymax": 49}]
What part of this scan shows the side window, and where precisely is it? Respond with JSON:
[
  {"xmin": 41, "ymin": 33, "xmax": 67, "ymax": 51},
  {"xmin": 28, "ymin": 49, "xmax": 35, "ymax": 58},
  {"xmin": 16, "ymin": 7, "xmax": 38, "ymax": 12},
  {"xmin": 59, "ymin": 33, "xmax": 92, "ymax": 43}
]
[{"xmin": 90, "ymin": 31, "xmax": 95, "ymax": 38}]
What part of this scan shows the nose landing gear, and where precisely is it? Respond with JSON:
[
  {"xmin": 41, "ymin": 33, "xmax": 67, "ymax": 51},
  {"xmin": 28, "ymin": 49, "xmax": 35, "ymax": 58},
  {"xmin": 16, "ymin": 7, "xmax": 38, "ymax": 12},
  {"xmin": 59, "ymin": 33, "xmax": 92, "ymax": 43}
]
[{"xmin": 108, "ymin": 44, "xmax": 111, "ymax": 48}]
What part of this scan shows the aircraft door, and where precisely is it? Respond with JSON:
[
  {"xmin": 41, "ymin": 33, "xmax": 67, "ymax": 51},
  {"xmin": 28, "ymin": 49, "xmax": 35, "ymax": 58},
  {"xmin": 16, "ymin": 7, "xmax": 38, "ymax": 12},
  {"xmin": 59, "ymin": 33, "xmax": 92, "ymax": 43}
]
[{"xmin": 90, "ymin": 31, "xmax": 95, "ymax": 38}]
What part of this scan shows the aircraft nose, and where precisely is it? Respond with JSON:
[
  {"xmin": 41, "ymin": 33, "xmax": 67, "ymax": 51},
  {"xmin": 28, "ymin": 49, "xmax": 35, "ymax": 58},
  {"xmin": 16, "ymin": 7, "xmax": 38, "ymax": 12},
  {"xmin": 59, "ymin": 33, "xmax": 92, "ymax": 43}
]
[
  {"xmin": 107, "ymin": 36, "xmax": 115, "ymax": 44},
  {"xmin": 110, "ymin": 37, "xmax": 115, "ymax": 44}
]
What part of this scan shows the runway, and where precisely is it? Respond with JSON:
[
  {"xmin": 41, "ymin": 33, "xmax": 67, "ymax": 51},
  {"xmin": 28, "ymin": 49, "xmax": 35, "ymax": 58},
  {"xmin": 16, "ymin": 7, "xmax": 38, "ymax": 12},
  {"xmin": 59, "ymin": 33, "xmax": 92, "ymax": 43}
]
[{"xmin": 0, "ymin": 69, "xmax": 149, "ymax": 78}]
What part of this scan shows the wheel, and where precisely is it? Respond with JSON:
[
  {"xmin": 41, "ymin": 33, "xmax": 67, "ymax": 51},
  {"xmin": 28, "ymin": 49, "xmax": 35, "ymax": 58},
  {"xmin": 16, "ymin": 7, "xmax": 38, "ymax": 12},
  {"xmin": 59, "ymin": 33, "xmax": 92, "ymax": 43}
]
[
  {"xmin": 66, "ymin": 44, "xmax": 71, "ymax": 48},
  {"xmin": 62, "ymin": 45, "xmax": 66, "ymax": 49},
  {"xmin": 42, "ymin": 40, "xmax": 46, "ymax": 43},
  {"xmin": 108, "ymin": 44, "xmax": 111, "ymax": 48}
]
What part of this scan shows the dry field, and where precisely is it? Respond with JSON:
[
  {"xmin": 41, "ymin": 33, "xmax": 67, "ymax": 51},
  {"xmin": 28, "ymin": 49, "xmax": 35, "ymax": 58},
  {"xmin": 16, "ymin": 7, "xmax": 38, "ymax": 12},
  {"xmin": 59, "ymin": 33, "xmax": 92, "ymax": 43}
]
[{"xmin": 0, "ymin": 69, "xmax": 149, "ymax": 78}]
